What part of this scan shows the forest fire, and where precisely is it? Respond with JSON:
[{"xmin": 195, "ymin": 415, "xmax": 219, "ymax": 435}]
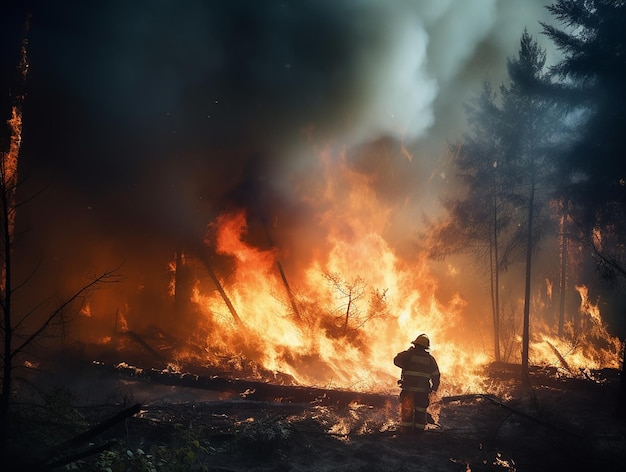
[
  {"xmin": 3, "ymin": 2, "xmax": 626, "ymax": 470},
  {"xmin": 76, "ymin": 147, "xmax": 622, "ymax": 401},
  {"xmin": 2, "ymin": 2, "xmax": 626, "ymax": 470},
  {"xmin": 186, "ymin": 207, "xmax": 474, "ymax": 393}
]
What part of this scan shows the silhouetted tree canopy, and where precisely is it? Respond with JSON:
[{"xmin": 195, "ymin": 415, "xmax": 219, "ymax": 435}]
[{"xmin": 542, "ymin": 0, "xmax": 626, "ymax": 231}]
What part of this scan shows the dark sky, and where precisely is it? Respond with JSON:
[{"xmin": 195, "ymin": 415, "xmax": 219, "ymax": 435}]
[{"xmin": 0, "ymin": 0, "xmax": 558, "ymax": 288}]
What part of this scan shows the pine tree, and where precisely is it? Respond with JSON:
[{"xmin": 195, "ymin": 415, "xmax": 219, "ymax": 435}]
[{"xmin": 542, "ymin": 0, "xmax": 626, "ymax": 418}]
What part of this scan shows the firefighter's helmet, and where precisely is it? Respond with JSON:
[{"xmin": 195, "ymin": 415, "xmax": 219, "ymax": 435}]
[{"xmin": 412, "ymin": 333, "xmax": 430, "ymax": 349}]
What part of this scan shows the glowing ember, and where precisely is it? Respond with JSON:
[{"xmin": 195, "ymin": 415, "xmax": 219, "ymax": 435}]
[{"xmin": 80, "ymin": 303, "xmax": 92, "ymax": 317}]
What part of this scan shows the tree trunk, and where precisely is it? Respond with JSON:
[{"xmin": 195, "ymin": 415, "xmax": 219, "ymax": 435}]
[
  {"xmin": 0, "ymin": 324, "xmax": 10, "ymax": 460},
  {"xmin": 492, "ymin": 169, "xmax": 501, "ymax": 362},
  {"xmin": 489, "ymin": 241, "xmax": 498, "ymax": 361},
  {"xmin": 521, "ymin": 173, "xmax": 536, "ymax": 381},
  {"xmin": 173, "ymin": 244, "xmax": 185, "ymax": 319},
  {"xmin": 558, "ymin": 199, "xmax": 568, "ymax": 337},
  {"xmin": 0, "ymin": 176, "xmax": 13, "ymax": 459},
  {"xmin": 343, "ymin": 296, "xmax": 352, "ymax": 336},
  {"xmin": 199, "ymin": 252, "xmax": 244, "ymax": 328},
  {"xmin": 263, "ymin": 222, "xmax": 301, "ymax": 320},
  {"xmin": 615, "ymin": 336, "xmax": 626, "ymax": 421}
]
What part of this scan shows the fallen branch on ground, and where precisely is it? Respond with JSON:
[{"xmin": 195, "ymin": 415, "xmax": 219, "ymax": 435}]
[{"xmin": 441, "ymin": 393, "xmax": 583, "ymax": 438}]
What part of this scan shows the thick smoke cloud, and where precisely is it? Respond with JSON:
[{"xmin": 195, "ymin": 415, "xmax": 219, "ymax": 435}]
[
  {"xmin": 14, "ymin": 1, "xmax": 556, "ymax": 172},
  {"xmin": 1, "ymin": 0, "xmax": 558, "ymax": 299}
]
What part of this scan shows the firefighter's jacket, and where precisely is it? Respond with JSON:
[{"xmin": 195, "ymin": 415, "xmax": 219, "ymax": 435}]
[{"xmin": 394, "ymin": 346, "xmax": 440, "ymax": 393}]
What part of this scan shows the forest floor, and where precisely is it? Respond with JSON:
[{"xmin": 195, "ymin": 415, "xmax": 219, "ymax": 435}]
[{"xmin": 5, "ymin": 345, "xmax": 626, "ymax": 472}]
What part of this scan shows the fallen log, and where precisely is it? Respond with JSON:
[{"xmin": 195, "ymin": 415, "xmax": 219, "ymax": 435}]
[
  {"xmin": 54, "ymin": 402, "xmax": 143, "ymax": 450},
  {"xmin": 95, "ymin": 361, "xmax": 394, "ymax": 407},
  {"xmin": 442, "ymin": 393, "xmax": 583, "ymax": 438},
  {"xmin": 21, "ymin": 403, "xmax": 142, "ymax": 471},
  {"xmin": 440, "ymin": 394, "xmax": 484, "ymax": 403}
]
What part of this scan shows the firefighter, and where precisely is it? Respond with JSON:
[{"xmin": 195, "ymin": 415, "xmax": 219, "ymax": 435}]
[{"xmin": 393, "ymin": 333, "xmax": 440, "ymax": 434}]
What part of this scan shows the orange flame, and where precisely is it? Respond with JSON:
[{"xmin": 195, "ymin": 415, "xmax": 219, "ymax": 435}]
[
  {"xmin": 78, "ymin": 147, "xmax": 621, "ymax": 396},
  {"xmin": 181, "ymin": 148, "xmax": 497, "ymax": 395}
]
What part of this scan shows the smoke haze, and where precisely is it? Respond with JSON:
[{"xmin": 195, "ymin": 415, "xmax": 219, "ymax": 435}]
[{"xmin": 6, "ymin": 1, "xmax": 557, "ymax": 193}]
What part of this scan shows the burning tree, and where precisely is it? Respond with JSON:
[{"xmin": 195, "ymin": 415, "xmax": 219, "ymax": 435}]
[
  {"xmin": 0, "ymin": 19, "xmax": 30, "ymax": 458},
  {"xmin": 322, "ymin": 271, "xmax": 367, "ymax": 336},
  {"xmin": 0, "ymin": 23, "xmax": 120, "ymax": 460}
]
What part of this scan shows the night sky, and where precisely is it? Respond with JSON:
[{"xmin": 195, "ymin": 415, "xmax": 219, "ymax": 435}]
[{"xmin": 0, "ymin": 1, "xmax": 560, "ymax": 313}]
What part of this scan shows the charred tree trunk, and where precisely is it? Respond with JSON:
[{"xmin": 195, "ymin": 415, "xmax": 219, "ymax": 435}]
[
  {"xmin": 199, "ymin": 252, "xmax": 244, "ymax": 328},
  {"xmin": 443, "ymin": 393, "xmax": 583, "ymax": 437},
  {"xmin": 521, "ymin": 170, "xmax": 536, "ymax": 382},
  {"xmin": 26, "ymin": 403, "xmax": 142, "ymax": 471},
  {"xmin": 343, "ymin": 296, "xmax": 352, "ymax": 336},
  {"xmin": 558, "ymin": 199, "xmax": 568, "ymax": 338},
  {"xmin": 262, "ymin": 222, "xmax": 301, "ymax": 320},
  {"xmin": 276, "ymin": 260, "xmax": 301, "ymax": 320},
  {"xmin": 617, "ymin": 337, "xmax": 626, "ymax": 421},
  {"xmin": 173, "ymin": 245, "xmax": 186, "ymax": 319},
  {"xmin": 171, "ymin": 244, "xmax": 196, "ymax": 338},
  {"xmin": 100, "ymin": 362, "xmax": 393, "ymax": 407},
  {"xmin": 0, "ymin": 198, "xmax": 12, "ymax": 460},
  {"xmin": 491, "ymin": 168, "xmax": 501, "ymax": 362}
]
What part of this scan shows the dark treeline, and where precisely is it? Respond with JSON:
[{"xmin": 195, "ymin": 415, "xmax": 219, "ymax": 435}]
[{"xmin": 428, "ymin": 0, "xmax": 626, "ymax": 414}]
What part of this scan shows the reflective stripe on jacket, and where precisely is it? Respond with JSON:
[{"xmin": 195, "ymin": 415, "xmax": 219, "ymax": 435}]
[{"xmin": 394, "ymin": 347, "xmax": 440, "ymax": 393}]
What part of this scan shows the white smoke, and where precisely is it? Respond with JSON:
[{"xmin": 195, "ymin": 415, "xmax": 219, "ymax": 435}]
[
  {"xmin": 348, "ymin": 15, "xmax": 437, "ymax": 145},
  {"xmin": 336, "ymin": 0, "xmax": 556, "ymax": 147},
  {"xmin": 17, "ymin": 0, "xmax": 560, "ymax": 237}
]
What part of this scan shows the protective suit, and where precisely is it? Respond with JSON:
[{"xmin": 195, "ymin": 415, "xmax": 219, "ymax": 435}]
[{"xmin": 394, "ymin": 334, "xmax": 440, "ymax": 433}]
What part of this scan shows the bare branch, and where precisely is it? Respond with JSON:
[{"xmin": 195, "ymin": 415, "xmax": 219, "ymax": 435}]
[{"xmin": 11, "ymin": 268, "xmax": 122, "ymax": 358}]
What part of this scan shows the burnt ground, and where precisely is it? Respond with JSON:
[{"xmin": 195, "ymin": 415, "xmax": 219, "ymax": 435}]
[
  {"xmin": 113, "ymin": 381, "xmax": 625, "ymax": 472},
  {"xmin": 7, "ymin": 355, "xmax": 626, "ymax": 472},
  {"xmin": 114, "ymin": 372, "xmax": 625, "ymax": 472}
]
